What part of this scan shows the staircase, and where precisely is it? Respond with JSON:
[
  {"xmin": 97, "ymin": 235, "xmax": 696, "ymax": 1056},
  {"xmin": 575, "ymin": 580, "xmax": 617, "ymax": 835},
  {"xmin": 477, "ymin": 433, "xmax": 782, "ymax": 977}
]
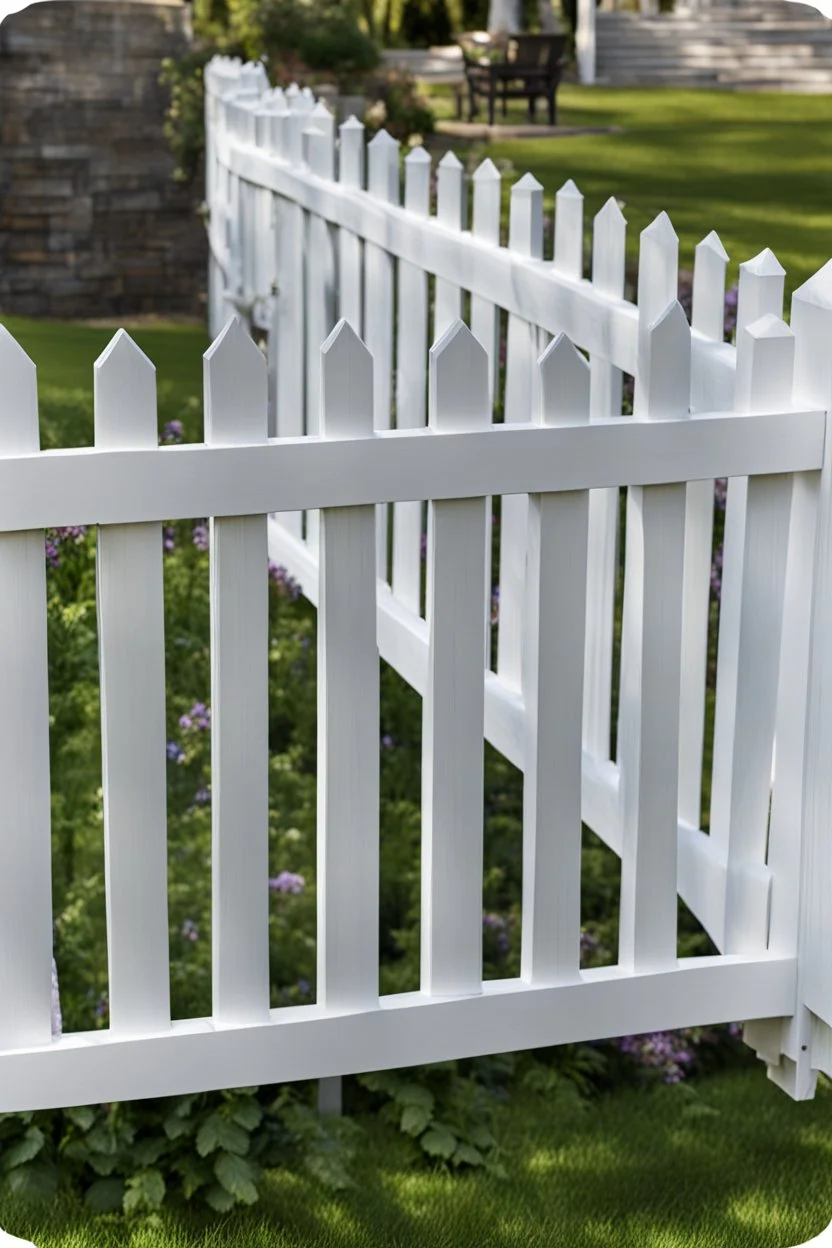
[{"xmin": 596, "ymin": 1, "xmax": 832, "ymax": 89}]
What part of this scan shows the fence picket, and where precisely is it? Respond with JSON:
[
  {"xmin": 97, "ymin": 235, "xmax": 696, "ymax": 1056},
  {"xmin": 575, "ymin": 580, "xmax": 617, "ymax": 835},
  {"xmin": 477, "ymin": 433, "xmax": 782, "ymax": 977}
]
[
  {"xmin": 498, "ymin": 173, "xmax": 544, "ymax": 692},
  {"xmin": 337, "ymin": 116, "xmax": 365, "ymax": 333},
  {"xmin": 676, "ymin": 231, "xmax": 730, "ymax": 829},
  {"xmin": 365, "ymin": 130, "xmax": 399, "ymax": 581},
  {"xmin": 584, "ymin": 196, "xmax": 626, "ymax": 763},
  {"xmin": 0, "ymin": 327, "xmax": 53, "ymax": 1049},
  {"xmin": 553, "ymin": 178, "xmax": 584, "ymax": 279},
  {"xmin": 422, "ymin": 322, "xmax": 489, "ymax": 997},
  {"xmin": 303, "ymin": 117, "xmax": 337, "ymax": 554},
  {"xmin": 317, "ymin": 322, "xmax": 380, "ymax": 1010},
  {"xmin": 618, "ymin": 301, "xmax": 690, "ymax": 973},
  {"xmin": 274, "ymin": 102, "xmax": 306, "ymax": 537},
  {"xmin": 95, "ymin": 332, "xmax": 170, "ymax": 1036},
  {"xmin": 392, "ymin": 146, "xmax": 431, "ymax": 616},
  {"xmin": 522, "ymin": 335, "xmax": 590, "ymax": 984},
  {"xmin": 435, "ymin": 152, "xmax": 467, "ymax": 340},
  {"xmin": 710, "ymin": 253, "xmax": 785, "ymax": 862},
  {"xmin": 716, "ymin": 316, "xmax": 795, "ymax": 955},
  {"xmin": 204, "ymin": 318, "xmax": 270, "ymax": 1024}
]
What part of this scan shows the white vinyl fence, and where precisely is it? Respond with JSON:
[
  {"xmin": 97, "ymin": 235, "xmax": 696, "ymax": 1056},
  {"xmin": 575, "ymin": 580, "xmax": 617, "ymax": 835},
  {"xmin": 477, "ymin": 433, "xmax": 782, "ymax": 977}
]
[{"xmin": 1, "ymin": 56, "xmax": 831, "ymax": 1115}]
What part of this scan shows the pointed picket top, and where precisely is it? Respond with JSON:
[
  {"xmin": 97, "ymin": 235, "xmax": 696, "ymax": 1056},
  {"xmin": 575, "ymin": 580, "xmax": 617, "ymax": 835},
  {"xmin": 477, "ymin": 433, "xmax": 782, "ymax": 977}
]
[
  {"xmin": 203, "ymin": 317, "xmax": 268, "ymax": 445},
  {"xmin": 742, "ymin": 247, "xmax": 785, "ymax": 278},
  {"xmin": 368, "ymin": 129, "xmax": 400, "ymax": 202},
  {"xmin": 637, "ymin": 211, "xmax": 679, "ymax": 345},
  {"xmin": 404, "ymin": 145, "xmax": 431, "ymax": 215},
  {"xmin": 791, "ymin": 261, "xmax": 832, "ymax": 408},
  {"xmin": 473, "ymin": 156, "xmax": 501, "ymax": 183},
  {"xmin": 509, "ymin": 173, "xmax": 543, "ymax": 258},
  {"xmin": 698, "ymin": 229, "xmax": 729, "ymax": 263},
  {"xmin": 737, "ymin": 247, "xmax": 785, "ymax": 340},
  {"xmin": 0, "ymin": 323, "xmax": 39, "ymax": 454},
  {"xmin": 538, "ymin": 333, "xmax": 590, "ymax": 427},
  {"xmin": 472, "ymin": 158, "xmax": 501, "ymax": 245},
  {"xmin": 735, "ymin": 313, "xmax": 795, "ymax": 414},
  {"xmin": 437, "ymin": 150, "xmax": 466, "ymax": 229},
  {"xmin": 641, "ymin": 299, "xmax": 691, "ymax": 422},
  {"xmin": 554, "ymin": 179, "xmax": 584, "ymax": 280},
  {"xmin": 438, "ymin": 149, "xmax": 463, "ymax": 171},
  {"xmin": 311, "ymin": 100, "xmax": 332, "ymax": 121},
  {"xmin": 94, "ymin": 329, "xmax": 157, "ymax": 449},
  {"xmin": 557, "ymin": 177, "xmax": 582, "ymax": 201},
  {"xmin": 692, "ymin": 230, "xmax": 729, "ymax": 341},
  {"xmin": 592, "ymin": 197, "xmax": 626, "ymax": 297},
  {"xmin": 339, "ymin": 116, "xmax": 365, "ymax": 189},
  {"xmin": 429, "ymin": 321, "xmax": 490, "ymax": 432},
  {"xmin": 320, "ymin": 320, "xmax": 374, "ymax": 439},
  {"xmin": 793, "ymin": 258, "xmax": 832, "ymax": 311}
]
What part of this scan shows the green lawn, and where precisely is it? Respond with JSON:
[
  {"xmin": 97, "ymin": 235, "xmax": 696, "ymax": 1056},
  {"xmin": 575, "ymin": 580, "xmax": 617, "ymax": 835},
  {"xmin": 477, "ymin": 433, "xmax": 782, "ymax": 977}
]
[
  {"xmin": 430, "ymin": 87, "xmax": 832, "ymax": 299},
  {"xmin": 0, "ymin": 1070, "xmax": 829, "ymax": 1248}
]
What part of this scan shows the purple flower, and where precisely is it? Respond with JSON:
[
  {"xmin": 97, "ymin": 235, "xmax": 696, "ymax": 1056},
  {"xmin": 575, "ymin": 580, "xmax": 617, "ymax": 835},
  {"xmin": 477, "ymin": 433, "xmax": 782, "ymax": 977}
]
[
  {"xmin": 297, "ymin": 978, "xmax": 310, "ymax": 996},
  {"xmin": 616, "ymin": 1029, "xmax": 697, "ymax": 1083},
  {"xmin": 724, "ymin": 284, "xmax": 739, "ymax": 341},
  {"xmin": 161, "ymin": 420, "xmax": 184, "ymax": 445},
  {"xmin": 94, "ymin": 996, "xmax": 108, "ymax": 1021},
  {"xmin": 711, "ymin": 544, "xmax": 723, "ymax": 600},
  {"xmin": 381, "ymin": 734, "xmax": 394, "ymax": 750},
  {"xmin": 269, "ymin": 871, "xmax": 306, "ymax": 895},
  {"xmin": 420, "ymin": 533, "xmax": 427, "ymax": 562},
  {"xmin": 45, "ymin": 538, "xmax": 60, "ymax": 569},
  {"xmin": 180, "ymin": 702, "xmax": 211, "ymax": 733},
  {"xmin": 166, "ymin": 740, "xmax": 185, "ymax": 764},
  {"xmin": 163, "ymin": 525, "xmax": 176, "ymax": 553},
  {"xmin": 192, "ymin": 521, "xmax": 209, "ymax": 551},
  {"xmin": 580, "ymin": 930, "xmax": 599, "ymax": 956},
  {"xmin": 193, "ymin": 786, "xmax": 211, "ymax": 806},
  {"xmin": 490, "ymin": 586, "xmax": 499, "ymax": 626},
  {"xmin": 714, "ymin": 478, "xmax": 727, "ymax": 511},
  {"xmin": 45, "ymin": 525, "xmax": 88, "ymax": 568},
  {"xmin": 268, "ymin": 562, "xmax": 301, "ymax": 600},
  {"xmin": 181, "ymin": 919, "xmax": 199, "ymax": 943}
]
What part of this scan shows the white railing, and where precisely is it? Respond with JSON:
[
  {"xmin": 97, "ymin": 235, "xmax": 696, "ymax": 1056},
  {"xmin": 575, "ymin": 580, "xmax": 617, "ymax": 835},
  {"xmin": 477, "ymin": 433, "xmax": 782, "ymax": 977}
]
[
  {"xmin": 0, "ymin": 55, "xmax": 831, "ymax": 1113},
  {"xmin": 201, "ymin": 57, "xmax": 832, "ymax": 1101}
]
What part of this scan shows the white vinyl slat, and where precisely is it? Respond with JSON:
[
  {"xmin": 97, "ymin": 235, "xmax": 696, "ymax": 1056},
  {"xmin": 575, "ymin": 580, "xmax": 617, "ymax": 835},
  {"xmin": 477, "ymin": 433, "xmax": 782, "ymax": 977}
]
[
  {"xmin": 274, "ymin": 105, "xmax": 306, "ymax": 537},
  {"xmin": 364, "ymin": 130, "xmax": 399, "ymax": 581},
  {"xmin": 719, "ymin": 317, "xmax": 795, "ymax": 956},
  {"xmin": 522, "ymin": 336, "xmax": 590, "ymax": 985},
  {"xmin": 317, "ymin": 322, "xmax": 380, "ymax": 1010},
  {"xmin": 337, "ymin": 116, "xmax": 365, "ymax": 333},
  {"xmin": 95, "ymin": 332, "xmax": 170, "ymax": 1036},
  {"xmin": 0, "ymin": 326, "xmax": 53, "ymax": 1050},
  {"xmin": 677, "ymin": 231, "xmax": 730, "ymax": 829},
  {"xmin": 553, "ymin": 179, "xmax": 584, "ymax": 280},
  {"xmin": 392, "ymin": 147, "xmax": 431, "ymax": 616},
  {"xmin": 204, "ymin": 319, "xmax": 271, "ymax": 1024},
  {"xmin": 303, "ymin": 115, "xmax": 337, "ymax": 555},
  {"xmin": 618, "ymin": 301, "xmax": 690, "ymax": 973},
  {"xmin": 434, "ymin": 152, "xmax": 466, "ymax": 340},
  {"xmin": 498, "ymin": 174, "xmax": 544, "ymax": 692},
  {"xmin": 422, "ymin": 323, "xmax": 489, "ymax": 998},
  {"xmin": 710, "ymin": 253, "xmax": 786, "ymax": 863},
  {"xmin": 585, "ymin": 196, "xmax": 626, "ymax": 763}
]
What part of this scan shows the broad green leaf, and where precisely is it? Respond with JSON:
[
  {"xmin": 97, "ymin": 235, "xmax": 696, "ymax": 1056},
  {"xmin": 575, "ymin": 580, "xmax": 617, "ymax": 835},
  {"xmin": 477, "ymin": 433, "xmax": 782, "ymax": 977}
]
[
  {"xmin": 214, "ymin": 1151, "xmax": 259, "ymax": 1205},
  {"xmin": 420, "ymin": 1126, "xmax": 457, "ymax": 1160},
  {"xmin": 469, "ymin": 1124, "xmax": 496, "ymax": 1151},
  {"xmin": 452, "ymin": 1142, "xmax": 484, "ymax": 1167},
  {"xmin": 84, "ymin": 1125, "xmax": 118, "ymax": 1156},
  {"xmin": 400, "ymin": 1105, "xmax": 431, "ymax": 1137},
  {"xmin": 84, "ymin": 1177, "xmax": 126, "ymax": 1213},
  {"xmin": 204, "ymin": 1182, "xmax": 236, "ymax": 1213},
  {"xmin": 65, "ymin": 1107, "xmax": 96, "ymax": 1132},
  {"xmin": 132, "ymin": 1137, "xmax": 168, "ymax": 1167},
  {"xmin": 124, "ymin": 1168, "xmax": 166, "ymax": 1214},
  {"xmin": 395, "ymin": 1084, "xmax": 434, "ymax": 1113},
  {"xmin": 229, "ymin": 1100, "xmax": 262, "ymax": 1131},
  {"xmin": 5, "ymin": 1159, "xmax": 58, "ymax": 1201},
  {"xmin": 163, "ymin": 1114, "xmax": 193, "ymax": 1141},
  {"xmin": 2, "ymin": 1126, "xmax": 45, "ymax": 1170},
  {"xmin": 174, "ymin": 1154, "xmax": 211, "ymax": 1200},
  {"xmin": 196, "ymin": 1114, "xmax": 249, "ymax": 1158}
]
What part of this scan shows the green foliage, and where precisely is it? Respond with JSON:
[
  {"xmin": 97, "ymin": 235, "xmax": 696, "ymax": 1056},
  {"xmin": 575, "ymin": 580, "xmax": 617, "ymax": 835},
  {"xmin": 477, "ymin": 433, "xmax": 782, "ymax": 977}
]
[
  {"xmin": 160, "ymin": 53, "xmax": 215, "ymax": 184},
  {"xmin": 365, "ymin": 73, "xmax": 436, "ymax": 142}
]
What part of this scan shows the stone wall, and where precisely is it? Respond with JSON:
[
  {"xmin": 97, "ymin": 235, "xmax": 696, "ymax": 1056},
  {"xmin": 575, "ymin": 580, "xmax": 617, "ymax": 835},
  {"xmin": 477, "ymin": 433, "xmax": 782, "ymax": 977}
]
[{"xmin": 0, "ymin": 0, "xmax": 207, "ymax": 319}]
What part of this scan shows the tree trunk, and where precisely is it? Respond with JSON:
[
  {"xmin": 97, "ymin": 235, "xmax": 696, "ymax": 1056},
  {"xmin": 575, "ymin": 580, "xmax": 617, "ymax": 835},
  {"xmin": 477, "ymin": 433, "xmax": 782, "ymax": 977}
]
[
  {"xmin": 487, "ymin": 0, "xmax": 522, "ymax": 31},
  {"xmin": 537, "ymin": 0, "xmax": 560, "ymax": 29}
]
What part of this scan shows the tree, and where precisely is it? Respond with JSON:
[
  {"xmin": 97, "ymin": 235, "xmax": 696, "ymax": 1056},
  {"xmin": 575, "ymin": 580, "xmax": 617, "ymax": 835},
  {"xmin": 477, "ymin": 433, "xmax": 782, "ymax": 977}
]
[{"xmin": 487, "ymin": 0, "xmax": 520, "ymax": 29}]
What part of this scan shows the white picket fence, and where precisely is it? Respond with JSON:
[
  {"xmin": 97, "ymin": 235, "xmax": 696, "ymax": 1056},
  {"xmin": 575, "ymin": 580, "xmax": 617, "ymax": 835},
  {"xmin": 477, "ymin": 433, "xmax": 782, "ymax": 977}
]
[{"xmin": 0, "ymin": 57, "xmax": 831, "ymax": 1115}]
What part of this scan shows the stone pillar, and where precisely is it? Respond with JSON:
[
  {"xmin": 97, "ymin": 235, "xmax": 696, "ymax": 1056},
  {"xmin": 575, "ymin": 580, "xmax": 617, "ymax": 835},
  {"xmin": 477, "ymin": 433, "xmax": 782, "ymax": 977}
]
[{"xmin": 0, "ymin": 0, "xmax": 207, "ymax": 319}]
